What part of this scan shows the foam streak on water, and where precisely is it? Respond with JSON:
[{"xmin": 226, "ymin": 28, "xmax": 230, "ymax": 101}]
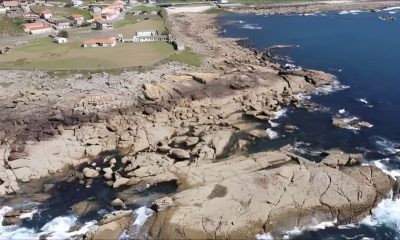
[{"xmin": 0, "ymin": 206, "xmax": 95, "ymax": 240}]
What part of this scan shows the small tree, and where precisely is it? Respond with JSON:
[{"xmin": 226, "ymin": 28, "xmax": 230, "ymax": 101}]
[{"xmin": 58, "ymin": 30, "xmax": 68, "ymax": 38}]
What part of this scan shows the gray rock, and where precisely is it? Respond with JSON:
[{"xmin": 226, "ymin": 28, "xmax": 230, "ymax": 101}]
[
  {"xmin": 113, "ymin": 177, "xmax": 130, "ymax": 189},
  {"xmin": 111, "ymin": 198, "xmax": 124, "ymax": 207},
  {"xmin": 82, "ymin": 167, "xmax": 99, "ymax": 178},
  {"xmin": 170, "ymin": 148, "xmax": 190, "ymax": 160}
]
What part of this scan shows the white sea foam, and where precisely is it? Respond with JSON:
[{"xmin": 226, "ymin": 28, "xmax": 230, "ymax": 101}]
[
  {"xmin": 374, "ymin": 136, "xmax": 400, "ymax": 155},
  {"xmin": 389, "ymin": 11, "xmax": 397, "ymax": 14},
  {"xmin": 339, "ymin": 10, "xmax": 364, "ymax": 15},
  {"xmin": 0, "ymin": 206, "xmax": 95, "ymax": 240},
  {"xmin": 19, "ymin": 209, "xmax": 38, "ymax": 220},
  {"xmin": 133, "ymin": 207, "xmax": 154, "ymax": 227},
  {"xmin": 356, "ymin": 98, "xmax": 368, "ymax": 104},
  {"xmin": 313, "ymin": 80, "xmax": 350, "ymax": 95},
  {"xmin": 241, "ymin": 24, "xmax": 262, "ymax": 30},
  {"xmin": 294, "ymin": 93, "xmax": 311, "ymax": 101},
  {"xmin": 266, "ymin": 128, "xmax": 279, "ymax": 139},
  {"xmin": 338, "ymin": 108, "xmax": 347, "ymax": 114},
  {"xmin": 256, "ymin": 232, "xmax": 274, "ymax": 240},
  {"xmin": 272, "ymin": 108, "xmax": 287, "ymax": 119},
  {"xmin": 282, "ymin": 219, "xmax": 337, "ymax": 238},
  {"xmin": 293, "ymin": 142, "xmax": 322, "ymax": 156},
  {"xmin": 268, "ymin": 120, "xmax": 279, "ymax": 127},
  {"xmin": 362, "ymin": 196, "xmax": 400, "ymax": 231},
  {"xmin": 383, "ymin": 6, "xmax": 400, "ymax": 11},
  {"xmin": 372, "ymin": 159, "xmax": 400, "ymax": 179}
]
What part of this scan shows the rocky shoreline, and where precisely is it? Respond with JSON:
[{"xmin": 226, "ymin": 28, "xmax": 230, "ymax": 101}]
[
  {"xmin": 0, "ymin": 10, "xmax": 397, "ymax": 240},
  {"xmin": 230, "ymin": 1, "xmax": 400, "ymax": 15}
]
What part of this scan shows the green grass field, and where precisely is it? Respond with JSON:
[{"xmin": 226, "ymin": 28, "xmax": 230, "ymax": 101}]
[
  {"xmin": 0, "ymin": 37, "xmax": 179, "ymax": 70},
  {"xmin": 114, "ymin": 14, "xmax": 163, "ymax": 28},
  {"xmin": 31, "ymin": 6, "xmax": 92, "ymax": 20},
  {"xmin": 0, "ymin": 15, "xmax": 25, "ymax": 37},
  {"xmin": 132, "ymin": 5, "xmax": 162, "ymax": 13}
]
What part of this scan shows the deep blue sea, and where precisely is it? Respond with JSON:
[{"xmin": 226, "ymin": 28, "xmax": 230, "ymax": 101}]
[{"xmin": 220, "ymin": 8, "xmax": 400, "ymax": 240}]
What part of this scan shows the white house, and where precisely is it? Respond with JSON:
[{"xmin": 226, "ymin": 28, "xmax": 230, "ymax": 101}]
[
  {"xmin": 55, "ymin": 19, "xmax": 71, "ymax": 30},
  {"xmin": 129, "ymin": 31, "xmax": 169, "ymax": 42},
  {"xmin": 3, "ymin": 1, "xmax": 19, "ymax": 13},
  {"xmin": 0, "ymin": 7, "xmax": 6, "ymax": 14},
  {"xmin": 70, "ymin": 14, "xmax": 84, "ymax": 25},
  {"xmin": 136, "ymin": 30, "xmax": 158, "ymax": 37},
  {"xmin": 53, "ymin": 37, "xmax": 67, "ymax": 44},
  {"xmin": 71, "ymin": 0, "xmax": 83, "ymax": 7},
  {"xmin": 95, "ymin": 21, "xmax": 113, "ymax": 30},
  {"xmin": 40, "ymin": 9, "xmax": 52, "ymax": 19}
]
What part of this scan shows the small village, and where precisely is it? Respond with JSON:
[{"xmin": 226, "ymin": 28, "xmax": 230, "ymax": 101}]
[{"xmin": 0, "ymin": 0, "xmax": 192, "ymax": 69}]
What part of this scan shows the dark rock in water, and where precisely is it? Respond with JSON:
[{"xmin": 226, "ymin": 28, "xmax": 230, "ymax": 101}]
[
  {"xmin": 71, "ymin": 200, "xmax": 101, "ymax": 217},
  {"xmin": 150, "ymin": 197, "xmax": 174, "ymax": 212}
]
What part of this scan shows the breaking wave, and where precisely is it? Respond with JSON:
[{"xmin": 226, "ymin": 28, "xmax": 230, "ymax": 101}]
[
  {"xmin": 272, "ymin": 108, "xmax": 287, "ymax": 119},
  {"xmin": 383, "ymin": 6, "xmax": 400, "ymax": 11},
  {"xmin": 0, "ymin": 206, "xmax": 96, "ymax": 240},
  {"xmin": 339, "ymin": 10, "xmax": 365, "ymax": 15},
  {"xmin": 362, "ymin": 196, "xmax": 400, "ymax": 231},
  {"xmin": 266, "ymin": 128, "xmax": 279, "ymax": 140},
  {"xmin": 312, "ymin": 79, "xmax": 350, "ymax": 95}
]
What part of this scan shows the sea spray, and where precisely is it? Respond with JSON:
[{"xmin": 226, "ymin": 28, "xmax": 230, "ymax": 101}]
[
  {"xmin": 0, "ymin": 206, "xmax": 95, "ymax": 240},
  {"xmin": 362, "ymin": 196, "xmax": 400, "ymax": 231}
]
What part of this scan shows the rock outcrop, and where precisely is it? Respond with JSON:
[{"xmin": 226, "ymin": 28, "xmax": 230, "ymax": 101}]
[{"xmin": 150, "ymin": 152, "xmax": 392, "ymax": 239}]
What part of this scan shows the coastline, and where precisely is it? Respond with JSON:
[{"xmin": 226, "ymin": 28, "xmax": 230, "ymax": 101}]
[
  {"xmin": 230, "ymin": 0, "xmax": 400, "ymax": 14},
  {"xmin": 0, "ymin": 7, "xmax": 397, "ymax": 240}
]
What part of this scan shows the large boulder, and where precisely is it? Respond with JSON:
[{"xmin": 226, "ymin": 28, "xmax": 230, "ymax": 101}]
[
  {"xmin": 322, "ymin": 149, "xmax": 363, "ymax": 167},
  {"xmin": 89, "ymin": 210, "xmax": 133, "ymax": 240}
]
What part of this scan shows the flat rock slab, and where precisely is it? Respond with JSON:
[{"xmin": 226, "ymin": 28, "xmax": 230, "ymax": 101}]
[{"xmin": 152, "ymin": 153, "xmax": 392, "ymax": 239}]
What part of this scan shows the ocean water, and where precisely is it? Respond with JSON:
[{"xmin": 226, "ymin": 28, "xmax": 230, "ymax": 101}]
[{"xmin": 220, "ymin": 8, "xmax": 400, "ymax": 240}]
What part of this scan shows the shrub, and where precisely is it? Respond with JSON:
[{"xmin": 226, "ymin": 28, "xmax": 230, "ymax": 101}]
[{"xmin": 58, "ymin": 30, "xmax": 68, "ymax": 38}]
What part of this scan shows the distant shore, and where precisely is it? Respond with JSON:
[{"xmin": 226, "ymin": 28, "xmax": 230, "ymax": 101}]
[{"xmin": 229, "ymin": 0, "xmax": 400, "ymax": 14}]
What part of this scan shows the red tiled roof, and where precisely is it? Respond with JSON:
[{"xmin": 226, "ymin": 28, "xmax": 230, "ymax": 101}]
[
  {"xmin": 3, "ymin": 1, "xmax": 19, "ymax": 7},
  {"xmin": 22, "ymin": 22, "xmax": 44, "ymax": 29},
  {"xmin": 82, "ymin": 38, "xmax": 115, "ymax": 45},
  {"xmin": 30, "ymin": 24, "xmax": 52, "ymax": 31}
]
